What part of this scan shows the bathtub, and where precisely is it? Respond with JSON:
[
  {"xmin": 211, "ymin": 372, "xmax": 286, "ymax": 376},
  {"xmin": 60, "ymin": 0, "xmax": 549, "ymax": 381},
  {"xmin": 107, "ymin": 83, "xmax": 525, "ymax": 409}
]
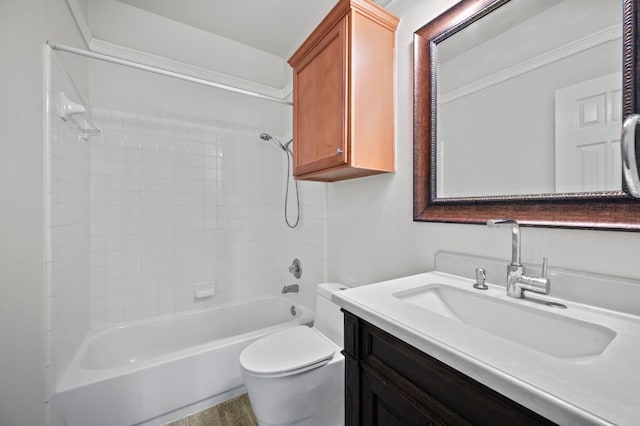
[{"xmin": 55, "ymin": 295, "xmax": 313, "ymax": 426}]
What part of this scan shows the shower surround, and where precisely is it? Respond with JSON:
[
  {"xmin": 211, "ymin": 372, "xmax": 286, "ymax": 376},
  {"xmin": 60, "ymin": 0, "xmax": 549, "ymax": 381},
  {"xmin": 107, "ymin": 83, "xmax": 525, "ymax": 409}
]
[
  {"xmin": 89, "ymin": 110, "xmax": 280, "ymax": 327},
  {"xmin": 87, "ymin": 110, "xmax": 326, "ymax": 328},
  {"xmin": 45, "ymin": 50, "xmax": 326, "ymax": 424}
]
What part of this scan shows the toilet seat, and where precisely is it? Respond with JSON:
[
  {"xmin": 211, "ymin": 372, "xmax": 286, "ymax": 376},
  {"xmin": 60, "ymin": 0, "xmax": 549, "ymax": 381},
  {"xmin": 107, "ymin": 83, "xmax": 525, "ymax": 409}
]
[{"xmin": 240, "ymin": 326, "xmax": 336, "ymax": 378}]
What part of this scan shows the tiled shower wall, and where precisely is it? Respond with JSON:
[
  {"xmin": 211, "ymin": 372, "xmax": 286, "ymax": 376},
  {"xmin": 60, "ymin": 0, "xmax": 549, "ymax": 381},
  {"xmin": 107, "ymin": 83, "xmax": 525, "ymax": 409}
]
[
  {"xmin": 47, "ymin": 52, "xmax": 326, "ymax": 358},
  {"xmin": 284, "ymin": 180, "xmax": 327, "ymax": 310},
  {"xmin": 88, "ymin": 110, "xmax": 325, "ymax": 328},
  {"xmin": 45, "ymin": 51, "xmax": 92, "ymax": 408}
]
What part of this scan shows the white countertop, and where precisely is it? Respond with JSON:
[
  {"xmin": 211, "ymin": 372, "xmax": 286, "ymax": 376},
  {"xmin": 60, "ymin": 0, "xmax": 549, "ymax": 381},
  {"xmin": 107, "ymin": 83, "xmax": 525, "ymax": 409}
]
[{"xmin": 333, "ymin": 271, "xmax": 640, "ymax": 426}]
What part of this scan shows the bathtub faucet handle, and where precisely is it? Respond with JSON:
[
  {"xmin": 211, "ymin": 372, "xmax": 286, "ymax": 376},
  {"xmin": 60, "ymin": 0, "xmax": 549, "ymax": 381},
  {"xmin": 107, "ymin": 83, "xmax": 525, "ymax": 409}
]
[
  {"xmin": 289, "ymin": 258, "xmax": 302, "ymax": 279},
  {"xmin": 282, "ymin": 284, "xmax": 299, "ymax": 294}
]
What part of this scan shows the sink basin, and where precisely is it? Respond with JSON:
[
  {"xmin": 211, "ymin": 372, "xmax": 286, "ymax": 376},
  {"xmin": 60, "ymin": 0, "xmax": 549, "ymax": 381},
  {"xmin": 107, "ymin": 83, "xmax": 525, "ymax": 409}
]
[{"xmin": 393, "ymin": 284, "xmax": 616, "ymax": 359}]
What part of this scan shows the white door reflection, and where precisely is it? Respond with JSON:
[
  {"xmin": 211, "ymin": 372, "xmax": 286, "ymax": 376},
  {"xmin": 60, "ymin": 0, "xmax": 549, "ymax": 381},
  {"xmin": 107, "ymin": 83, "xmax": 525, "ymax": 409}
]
[{"xmin": 555, "ymin": 72, "xmax": 621, "ymax": 193}]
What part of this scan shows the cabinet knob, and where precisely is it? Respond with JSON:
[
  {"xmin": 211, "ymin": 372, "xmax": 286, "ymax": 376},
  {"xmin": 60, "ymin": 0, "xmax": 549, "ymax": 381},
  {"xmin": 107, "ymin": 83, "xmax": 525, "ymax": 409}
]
[{"xmin": 336, "ymin": 148, "xmax": 343, "ymax": 155}]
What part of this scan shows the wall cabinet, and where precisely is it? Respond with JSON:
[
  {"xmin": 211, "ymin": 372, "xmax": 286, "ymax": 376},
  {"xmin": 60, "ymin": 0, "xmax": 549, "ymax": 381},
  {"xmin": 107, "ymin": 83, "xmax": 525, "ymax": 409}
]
[
  {"xmin": 343, "ymin": 311, "xmax": 558, "ymax": 426},
  {"xmin": 288, "ymin": 0, "xmax": 398, "ymax": 182}
]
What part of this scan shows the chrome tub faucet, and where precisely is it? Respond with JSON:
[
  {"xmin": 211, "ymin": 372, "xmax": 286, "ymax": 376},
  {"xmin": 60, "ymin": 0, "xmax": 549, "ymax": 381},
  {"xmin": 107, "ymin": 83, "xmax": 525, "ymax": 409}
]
[
  {"xmin": 487, "ymin": 219, "xmax": 550, "ymax": 298},
  {"xmin": 282, "ymin": 284, "xmax": 299, "ymax": 294}
]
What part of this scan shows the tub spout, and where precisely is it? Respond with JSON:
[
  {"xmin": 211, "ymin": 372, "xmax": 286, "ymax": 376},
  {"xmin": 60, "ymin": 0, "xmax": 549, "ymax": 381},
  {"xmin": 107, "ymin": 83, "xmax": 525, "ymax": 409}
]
[{"xmin": 282, "ymin": 284, "xmax": 299, "ymax": 294}]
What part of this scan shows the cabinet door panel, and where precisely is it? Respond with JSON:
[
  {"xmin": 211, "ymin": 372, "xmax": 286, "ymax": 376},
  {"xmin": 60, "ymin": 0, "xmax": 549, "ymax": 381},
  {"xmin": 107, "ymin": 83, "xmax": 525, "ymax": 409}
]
[
  {"xmin": 293, "ymin": 17, "xmax": 348, "ymax": 176},
  {"xmin": 363, "ymin": 323, "xmax": 556, "ymax": 425},
  {"xmin": 361, "ymin": 359, "xmax": 470, "ymax": 426},
  {"xmin": 345, "ymin": 312, "xmax": 558, "ymax": 426}
]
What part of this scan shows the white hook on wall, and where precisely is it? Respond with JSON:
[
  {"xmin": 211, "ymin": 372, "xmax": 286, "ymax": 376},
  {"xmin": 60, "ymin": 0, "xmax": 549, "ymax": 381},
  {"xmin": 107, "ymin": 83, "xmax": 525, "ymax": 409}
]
[{"xmin": 56, "ymin": 92, "xmax": 102, "ymax": 140}]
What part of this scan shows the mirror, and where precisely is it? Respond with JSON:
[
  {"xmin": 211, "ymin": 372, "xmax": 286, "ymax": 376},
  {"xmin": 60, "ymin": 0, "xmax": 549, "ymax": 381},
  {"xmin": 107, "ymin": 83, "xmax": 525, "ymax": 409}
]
[
  {"xmin": 414, "ymin": 0, "xmax": 640, "ymax": 230},
  {"xmin": 437, "ymin": 0, "xmax": 621, "ymax": 197}
]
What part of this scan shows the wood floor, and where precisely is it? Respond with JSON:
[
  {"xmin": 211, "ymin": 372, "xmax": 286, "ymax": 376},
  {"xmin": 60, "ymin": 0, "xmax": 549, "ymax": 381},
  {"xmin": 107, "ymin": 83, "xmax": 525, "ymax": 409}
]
[{"xmin": 166, "ymin": 394, "xmax": 257, "ymax": 426}]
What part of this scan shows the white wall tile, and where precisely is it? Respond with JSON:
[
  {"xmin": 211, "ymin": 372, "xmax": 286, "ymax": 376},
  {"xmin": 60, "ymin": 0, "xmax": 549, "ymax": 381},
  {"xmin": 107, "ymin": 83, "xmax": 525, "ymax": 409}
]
[
  {"xmin": 87, "ymin": 111, "xmax": 325, "ymax": 327},
  {"xmin": 46, "ymin": 54, "xmax": 92, "ymax": 390}
]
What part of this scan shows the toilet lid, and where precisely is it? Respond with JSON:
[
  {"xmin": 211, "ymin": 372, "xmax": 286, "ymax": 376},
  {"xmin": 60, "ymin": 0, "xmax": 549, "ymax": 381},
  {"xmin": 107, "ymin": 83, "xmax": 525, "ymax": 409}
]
[{"xmin": 240, "ymin": 326, "xmax": 336, "ymax": 376}]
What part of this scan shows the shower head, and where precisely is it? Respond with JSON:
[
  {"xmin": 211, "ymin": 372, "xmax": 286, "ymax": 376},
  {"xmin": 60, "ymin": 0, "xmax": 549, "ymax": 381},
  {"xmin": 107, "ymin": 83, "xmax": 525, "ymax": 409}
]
[
  {"xmin": 258, "ymin": 133, "xmax": 292, "ymax": 154},
  {"xmin": 258, "ymin": 132, "xmax": 300, "ymax": 228}
]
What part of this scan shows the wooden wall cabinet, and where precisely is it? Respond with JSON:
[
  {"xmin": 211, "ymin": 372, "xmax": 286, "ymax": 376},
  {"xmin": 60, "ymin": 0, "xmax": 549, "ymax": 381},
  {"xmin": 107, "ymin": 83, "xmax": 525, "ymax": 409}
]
[
  {"xmin": 288, "ymin": 0, "xmax": 399, "ymax": 182},
  {"xmin": 343, "ymin": 311, "xmax": 558, "ymax": 426}
]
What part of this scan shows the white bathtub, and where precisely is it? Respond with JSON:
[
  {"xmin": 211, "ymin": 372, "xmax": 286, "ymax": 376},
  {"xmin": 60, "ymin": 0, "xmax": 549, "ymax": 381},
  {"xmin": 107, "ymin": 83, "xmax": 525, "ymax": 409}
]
[{"xmin": 55, "ymin": 295, "xmax": 313, "ymax": 426}]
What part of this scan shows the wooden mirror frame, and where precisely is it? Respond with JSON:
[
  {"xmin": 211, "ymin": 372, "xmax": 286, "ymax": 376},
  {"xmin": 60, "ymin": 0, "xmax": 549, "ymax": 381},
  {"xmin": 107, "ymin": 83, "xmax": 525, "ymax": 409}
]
[{"xmin": 414, "ymin": 0, "xmax": 640, "ymax": 230}]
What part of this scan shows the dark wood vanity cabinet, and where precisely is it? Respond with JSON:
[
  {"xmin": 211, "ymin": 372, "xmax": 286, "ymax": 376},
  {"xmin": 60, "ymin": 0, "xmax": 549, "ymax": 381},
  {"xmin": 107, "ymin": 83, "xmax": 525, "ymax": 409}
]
[{"xmin": 343, "ymin": 311, "xmax": 557, "ymax": 426}]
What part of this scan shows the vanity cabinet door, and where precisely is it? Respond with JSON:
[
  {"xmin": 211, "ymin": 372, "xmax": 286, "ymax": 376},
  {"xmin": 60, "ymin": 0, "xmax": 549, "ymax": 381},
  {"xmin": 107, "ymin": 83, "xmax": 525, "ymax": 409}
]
[
  {"xmin": 288, "ymin": 0, "xmax": 398, "ymax": 182},
  {"xmin": 291, "ymin": 17, "xmax": 348, "ymax": 177},
  {"xmin": 361, "ymin": 357, "xmax": 470, "ymax": 426}
]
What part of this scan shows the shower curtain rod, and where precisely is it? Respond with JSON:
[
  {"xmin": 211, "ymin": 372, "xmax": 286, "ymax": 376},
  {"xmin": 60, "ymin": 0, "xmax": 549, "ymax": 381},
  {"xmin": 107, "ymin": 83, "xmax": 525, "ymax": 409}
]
[{"xmin": 46, "ymin": 41, "xmax": 293, "ymax": 106}]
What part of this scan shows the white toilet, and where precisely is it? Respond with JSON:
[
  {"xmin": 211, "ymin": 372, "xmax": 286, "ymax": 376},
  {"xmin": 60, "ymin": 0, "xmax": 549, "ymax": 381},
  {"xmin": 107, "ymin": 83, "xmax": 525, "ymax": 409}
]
[{"xmin": 239, "ymin": 283, "xmax": 348, "ymax": 426}]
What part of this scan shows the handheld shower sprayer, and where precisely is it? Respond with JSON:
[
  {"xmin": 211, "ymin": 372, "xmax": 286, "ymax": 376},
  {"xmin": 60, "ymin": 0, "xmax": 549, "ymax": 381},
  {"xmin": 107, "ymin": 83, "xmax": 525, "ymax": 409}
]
[
  {"xmin": 258, "ymin": 133, "xmax": 300, "ymax": 228},
  {"xmin": 259, "ymin": 133, "xmax": 292, "ymax": 154}
]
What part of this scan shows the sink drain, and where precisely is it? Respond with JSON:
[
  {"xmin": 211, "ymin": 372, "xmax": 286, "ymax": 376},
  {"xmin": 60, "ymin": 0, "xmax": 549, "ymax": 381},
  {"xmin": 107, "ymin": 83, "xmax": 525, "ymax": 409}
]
[{"xmin": 545, "ymin": 301, "xmax": 567, "ymax": 309}]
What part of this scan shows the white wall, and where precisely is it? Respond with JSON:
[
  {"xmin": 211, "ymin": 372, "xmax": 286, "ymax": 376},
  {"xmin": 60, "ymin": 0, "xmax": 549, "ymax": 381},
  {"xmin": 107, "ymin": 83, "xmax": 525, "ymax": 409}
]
[
  {"xmin": 326, "ymin": 0, "xmax": 640, "ymax": 287},
  {"xmin": 88, "ymin": 0, "xmax": 288, "ymax": 89},
  {"xmin": 87, "ymin": 0, "xmax": 292, "ymax": 140},
  {"xmin": 0, "ymin": 4, "xmax": 46, "ymax": 425},
  {"xmin": 0, "ymin": 0, "xmax": 89, "ymax": 425},
  {"xmin": 89, "ymin": 59, "xmax": 288, "ymax": 139}
]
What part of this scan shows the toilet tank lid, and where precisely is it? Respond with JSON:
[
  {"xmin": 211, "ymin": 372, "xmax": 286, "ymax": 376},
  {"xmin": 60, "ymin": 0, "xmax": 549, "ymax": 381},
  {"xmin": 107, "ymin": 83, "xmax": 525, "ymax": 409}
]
[
  {"xmin": 240, "ymin": 326, "xmax": 335, "ymax": 375},
  {"xmin": 317, "ymin": 283, "xmax": 349, "ymax": 299}
]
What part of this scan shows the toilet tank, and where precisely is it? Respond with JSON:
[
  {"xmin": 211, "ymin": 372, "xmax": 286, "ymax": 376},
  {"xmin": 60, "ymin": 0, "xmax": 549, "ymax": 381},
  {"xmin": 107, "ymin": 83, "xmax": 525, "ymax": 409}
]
[{"xmin": 314, "ymin": 283, "xmax": 350, "ymax": 347}]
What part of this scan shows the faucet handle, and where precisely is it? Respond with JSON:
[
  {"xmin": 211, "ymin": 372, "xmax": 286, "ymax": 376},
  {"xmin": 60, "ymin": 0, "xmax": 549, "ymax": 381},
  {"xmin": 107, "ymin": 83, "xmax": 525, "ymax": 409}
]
[
  {"xmin": 541, "ymin": 256, "xmax": 548, "ymax": 278},
  {"xmin": 288, "ymin": 258, "xmax": 302, "ymax": 279},
  {"xmin": 537, "ymin": 257, "xmax": 551, "ymax": 294}
]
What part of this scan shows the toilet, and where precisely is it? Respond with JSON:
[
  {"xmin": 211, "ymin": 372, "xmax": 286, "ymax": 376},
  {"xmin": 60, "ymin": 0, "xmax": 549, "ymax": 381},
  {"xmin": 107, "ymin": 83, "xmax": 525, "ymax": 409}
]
[{"xmin": 239, "ymin": 283, "xmax": 349, "ymax": 426}]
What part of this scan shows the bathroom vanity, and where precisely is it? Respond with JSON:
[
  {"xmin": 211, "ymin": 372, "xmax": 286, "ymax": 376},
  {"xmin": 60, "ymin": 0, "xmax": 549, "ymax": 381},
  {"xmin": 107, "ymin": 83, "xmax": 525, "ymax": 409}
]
[{"xmin": 333, "ymin": 253, "xmax": 640, "ymax": 426}]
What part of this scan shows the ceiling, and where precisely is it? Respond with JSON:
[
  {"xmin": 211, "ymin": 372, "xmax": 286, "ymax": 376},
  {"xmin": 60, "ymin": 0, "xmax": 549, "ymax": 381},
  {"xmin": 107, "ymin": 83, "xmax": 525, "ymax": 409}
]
[{"xmin": 116, "ymin": 0, "xmax": 344, "ymax": 58}]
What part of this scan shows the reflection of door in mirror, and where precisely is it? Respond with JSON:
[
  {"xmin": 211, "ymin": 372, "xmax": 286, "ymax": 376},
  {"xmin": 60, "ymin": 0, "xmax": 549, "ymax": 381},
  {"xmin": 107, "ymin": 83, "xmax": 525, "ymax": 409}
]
[{"xmin": 555, "ymin": 73, "xmax": 622, "ymax": 193}]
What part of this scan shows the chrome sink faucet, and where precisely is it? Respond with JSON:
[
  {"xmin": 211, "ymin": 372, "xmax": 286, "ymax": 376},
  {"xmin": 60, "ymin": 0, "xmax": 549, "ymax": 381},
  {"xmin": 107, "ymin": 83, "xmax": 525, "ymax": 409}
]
[{"xmin": 487, "ymin": 219, "xmax": 550, "ymax": 298}]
